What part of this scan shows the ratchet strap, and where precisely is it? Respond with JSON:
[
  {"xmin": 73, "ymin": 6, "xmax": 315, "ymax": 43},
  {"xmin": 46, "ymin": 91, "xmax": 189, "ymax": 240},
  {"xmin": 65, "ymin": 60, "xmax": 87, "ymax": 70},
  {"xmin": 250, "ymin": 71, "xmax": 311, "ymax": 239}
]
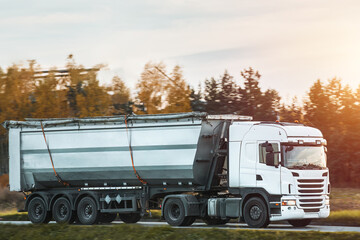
[
  {"xmin": 124, "ymin": 116, "xmax": 147, "ymax": 185},
  {"xmin": 40, "ymin": 122, "xmax": 69, "ymax": 187}
]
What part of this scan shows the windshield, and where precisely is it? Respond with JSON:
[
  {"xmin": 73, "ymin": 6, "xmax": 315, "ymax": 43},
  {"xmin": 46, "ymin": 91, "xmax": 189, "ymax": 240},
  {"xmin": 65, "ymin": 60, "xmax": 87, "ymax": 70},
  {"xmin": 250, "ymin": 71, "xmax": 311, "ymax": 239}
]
[{"xmin": 282, "ymin": 145, "xmax": 327, "ymax": 170}]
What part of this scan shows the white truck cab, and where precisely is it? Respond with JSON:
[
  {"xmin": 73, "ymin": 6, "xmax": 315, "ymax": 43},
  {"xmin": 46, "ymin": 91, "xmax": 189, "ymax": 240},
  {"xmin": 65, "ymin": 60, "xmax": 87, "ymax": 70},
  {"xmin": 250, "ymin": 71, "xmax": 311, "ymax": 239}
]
[{"xmin": 229, "ymin": 122, "xmax": 330, "ymax": 225}]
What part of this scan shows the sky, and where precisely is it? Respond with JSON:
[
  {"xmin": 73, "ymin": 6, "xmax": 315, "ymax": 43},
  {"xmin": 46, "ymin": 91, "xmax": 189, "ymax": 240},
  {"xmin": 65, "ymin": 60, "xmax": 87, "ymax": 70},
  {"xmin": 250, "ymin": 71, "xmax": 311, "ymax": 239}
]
[{"xmin": 1, "ymin": 0, "xmax": 360, "ymax": 102}]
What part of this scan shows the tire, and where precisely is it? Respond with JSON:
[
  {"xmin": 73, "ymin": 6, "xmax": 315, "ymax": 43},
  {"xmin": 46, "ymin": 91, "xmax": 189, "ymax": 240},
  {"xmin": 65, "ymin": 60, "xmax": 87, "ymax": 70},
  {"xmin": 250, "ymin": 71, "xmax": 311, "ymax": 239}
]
[
  {"xmin": 28, "ymin": 197, "xmax": 51, "ymax": 224},
  {"xmin": 288, "ymin": 219, "xmax": 312, "ymax": 227},
  {"xmin": 119, "ymin": 213, "xmax": 141, "ymax": 223},
  {"xmin": 243, "ymin": 197, "xmax": 269, "ymax": 228},
  {"xmin": 182, "ymin": 216, "xmax": 196, "ymax": 226},
  {"xmin": 52, "ymin": 197, "xmax": 74, "ymax": 224},
  {"xmin": 99, "ymin": 213, "xmax": 117, "ymax": 223},
  {"xmin": 77, "ymin": 197, "xmax": 99, "ymax": 225},
  {"xmin": 203, "ymin": 216, "xmax": 229, "ymax": 225},
  {"xmin": 163, "ymin": 198, "xmax": 188, "ymax": 226}
]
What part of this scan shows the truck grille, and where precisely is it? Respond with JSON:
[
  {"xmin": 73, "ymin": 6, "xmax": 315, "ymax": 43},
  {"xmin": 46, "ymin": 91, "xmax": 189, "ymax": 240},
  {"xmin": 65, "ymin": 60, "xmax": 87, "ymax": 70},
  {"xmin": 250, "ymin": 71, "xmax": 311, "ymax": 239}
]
[{"xmin": 296, "ymin": 178, "xmax": 326, "ymax": 210}]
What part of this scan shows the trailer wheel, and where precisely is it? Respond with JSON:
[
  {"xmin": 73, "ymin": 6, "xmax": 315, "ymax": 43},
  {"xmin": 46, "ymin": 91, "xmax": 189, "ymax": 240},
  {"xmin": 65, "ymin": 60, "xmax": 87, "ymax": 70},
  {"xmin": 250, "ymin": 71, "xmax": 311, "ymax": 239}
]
[
  {"xmin": 52, "ymin": 197, "xmax": 74, "ymax": 224},
  {"xmin": 243, "ymin": 197, "xmax": 269, "ymax": 228},
  {"xmin": 119, "ymin": 213, "xmax": 141, "ymax": 223},
  {"xmin": 164, "ymin": 198, "xmax": 188, "ymax": 226},
  {"xmin": 28, "ymin": 197, "xmax": 51, "ymax": 224},
  {"xmin": 99, "ymin": 213, "xmax": 117, "ymax": 223},
  {"xmin": 77, "ymin": 197, "xmax": 99, "ymax": 225},
  {"xmin": 288, "ymin": 219, "xmax": 312, "ymax": 227}
]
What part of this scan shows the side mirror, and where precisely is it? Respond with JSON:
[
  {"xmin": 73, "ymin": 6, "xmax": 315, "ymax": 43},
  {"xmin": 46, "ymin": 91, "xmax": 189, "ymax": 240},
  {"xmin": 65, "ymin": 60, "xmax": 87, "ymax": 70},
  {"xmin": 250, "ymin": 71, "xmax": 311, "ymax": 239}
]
[
  {"xmin": 261, "ymin": 141, "xmax": 274, "ymax": 153},
  {"xmin": 266, "ymin": 152, "xmax": 275, "ymax": 166}
]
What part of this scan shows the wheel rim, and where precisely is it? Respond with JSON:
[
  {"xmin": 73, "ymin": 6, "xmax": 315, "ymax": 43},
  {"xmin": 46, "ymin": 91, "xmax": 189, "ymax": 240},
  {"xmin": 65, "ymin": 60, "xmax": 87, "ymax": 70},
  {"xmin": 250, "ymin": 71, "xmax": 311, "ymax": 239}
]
[
  {"xmin": 84, "ymin": 204, "xmax": 93, "ymax": 219},
  {"xmin": 34, "ymin": 203, "xmax": 44, "ymax": 219},
  {"xmin": 58, "ymin": 204, "xmax": 68, "ymax": 219},
  {"xmin": 249, "ymin": 205, "xmax": 262, "ymax": 220},
  {"xmin": 169, "ymin": 204, "xmax": 181, "ymax": 220}
]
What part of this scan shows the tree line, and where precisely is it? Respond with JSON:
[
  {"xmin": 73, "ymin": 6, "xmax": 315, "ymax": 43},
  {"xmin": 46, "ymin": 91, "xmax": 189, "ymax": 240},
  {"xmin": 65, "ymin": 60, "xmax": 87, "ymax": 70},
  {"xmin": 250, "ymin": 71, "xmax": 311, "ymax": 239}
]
[{"xmin": 0, "ymin": 56, "xmax": 359, "ymax": 187}]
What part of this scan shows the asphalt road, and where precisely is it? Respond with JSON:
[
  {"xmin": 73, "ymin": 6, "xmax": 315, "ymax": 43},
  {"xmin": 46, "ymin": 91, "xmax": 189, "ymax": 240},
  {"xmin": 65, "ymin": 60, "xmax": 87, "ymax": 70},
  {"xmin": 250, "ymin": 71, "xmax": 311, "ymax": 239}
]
[{"xmin": 1, "ymin": 220, "xmax": 360, "ymax": 233}]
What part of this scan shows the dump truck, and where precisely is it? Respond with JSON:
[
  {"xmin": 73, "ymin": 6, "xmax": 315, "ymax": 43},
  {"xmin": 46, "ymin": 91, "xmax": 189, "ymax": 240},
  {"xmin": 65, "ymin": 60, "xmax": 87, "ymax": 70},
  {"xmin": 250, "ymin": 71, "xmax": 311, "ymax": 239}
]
[{"xmin": 2, "ymin": 112, "xmax": 330, "ymax": 227}]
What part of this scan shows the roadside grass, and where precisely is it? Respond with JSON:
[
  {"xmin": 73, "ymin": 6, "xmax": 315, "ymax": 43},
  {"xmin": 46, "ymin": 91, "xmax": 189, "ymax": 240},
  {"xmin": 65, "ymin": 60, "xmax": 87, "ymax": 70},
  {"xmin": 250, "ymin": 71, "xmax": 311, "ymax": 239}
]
[
  {"xmin": 1, "ymin": 224, "xmax": 360, "ymax": 240},
  {"xmin": 314, "ymin": 210, "xmax": 360, "ymax": 226},
  {"xmin": 0, "ymin": 210, "xmax": 27, "ymax": 221}
]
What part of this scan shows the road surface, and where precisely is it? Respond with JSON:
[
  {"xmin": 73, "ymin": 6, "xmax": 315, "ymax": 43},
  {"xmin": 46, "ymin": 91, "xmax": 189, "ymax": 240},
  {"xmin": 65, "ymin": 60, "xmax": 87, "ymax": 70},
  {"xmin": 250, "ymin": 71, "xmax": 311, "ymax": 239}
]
[{"xmin": 1, "ymin": 220, "xmax": 359, "ymax": 233}]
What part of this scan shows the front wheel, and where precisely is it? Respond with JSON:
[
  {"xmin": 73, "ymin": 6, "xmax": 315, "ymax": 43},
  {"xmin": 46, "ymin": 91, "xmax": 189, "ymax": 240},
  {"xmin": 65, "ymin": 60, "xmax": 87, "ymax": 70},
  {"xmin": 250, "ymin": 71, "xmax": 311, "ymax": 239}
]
[
  {"xmin": 288, "ymin": 219, "xmax": 312, "ymax": 227},
  {"xmin": 163, "ymin": 198, "xmax": 188, "ymax": 226},
  {"xmin": 243, "ymin": 197, "xmax": 269, "ymax": 228}
]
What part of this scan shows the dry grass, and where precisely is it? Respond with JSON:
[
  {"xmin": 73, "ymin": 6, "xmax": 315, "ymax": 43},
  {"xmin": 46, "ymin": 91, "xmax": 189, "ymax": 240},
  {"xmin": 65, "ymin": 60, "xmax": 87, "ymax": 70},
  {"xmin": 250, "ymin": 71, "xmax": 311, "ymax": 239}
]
[
  {"xmin": 329, "ymin": 188, "xmax": 360, "ymax": 211},
  {"xmin": 0, "ymin": 187, "xmax": 24, "ymax": 211}
]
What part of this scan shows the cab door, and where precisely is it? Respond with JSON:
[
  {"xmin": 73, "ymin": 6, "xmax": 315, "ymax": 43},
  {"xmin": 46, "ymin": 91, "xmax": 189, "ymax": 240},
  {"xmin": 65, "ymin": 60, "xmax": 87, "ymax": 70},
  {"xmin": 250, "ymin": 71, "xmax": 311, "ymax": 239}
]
[{"xmin": 256, "ymin": 141, "xmax": 282, "ymax": 195}]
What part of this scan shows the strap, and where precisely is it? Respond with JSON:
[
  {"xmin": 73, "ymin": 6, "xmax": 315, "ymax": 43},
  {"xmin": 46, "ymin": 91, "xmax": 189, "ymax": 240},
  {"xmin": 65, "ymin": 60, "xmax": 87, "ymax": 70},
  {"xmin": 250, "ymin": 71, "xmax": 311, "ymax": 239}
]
[
  {"xmin": 124, "ymin": 116, "xmax": 147, "ymax": 185},
  {"xmin": 40, "ymin": 122, "xmax": 69, "ymax": 187}
]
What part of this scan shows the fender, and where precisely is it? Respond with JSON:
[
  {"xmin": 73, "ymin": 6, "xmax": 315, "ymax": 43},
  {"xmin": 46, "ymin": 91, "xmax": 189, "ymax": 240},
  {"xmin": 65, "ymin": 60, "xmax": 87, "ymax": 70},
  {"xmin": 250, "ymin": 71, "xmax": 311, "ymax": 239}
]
[
  {"xmin": 25, "ymin": 192, "xmax": 51, "ymax": 212},
  {"xmin": 49, "ymin": 191, "xmax": 76, "ymax": 211},
  {"xmin": 230, "ymin": 188, "xmax": 281, "ymax": 217}
]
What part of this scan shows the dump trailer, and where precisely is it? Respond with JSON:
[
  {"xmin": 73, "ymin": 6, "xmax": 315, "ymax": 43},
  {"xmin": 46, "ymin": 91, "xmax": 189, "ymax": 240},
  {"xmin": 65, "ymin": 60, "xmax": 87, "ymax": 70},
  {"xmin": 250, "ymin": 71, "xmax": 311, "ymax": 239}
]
[{"xmin": 2, "ymin": 112, "xmax": 330, "ymax": 227}]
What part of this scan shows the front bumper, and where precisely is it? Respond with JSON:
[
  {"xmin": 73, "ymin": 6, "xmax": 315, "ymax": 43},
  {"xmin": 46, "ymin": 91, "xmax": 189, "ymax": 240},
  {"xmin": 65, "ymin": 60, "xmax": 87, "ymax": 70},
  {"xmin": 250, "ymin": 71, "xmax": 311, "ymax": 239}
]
[{"xmin": 270, "ymin": 196, "xmax": 330, "ymax": 221}]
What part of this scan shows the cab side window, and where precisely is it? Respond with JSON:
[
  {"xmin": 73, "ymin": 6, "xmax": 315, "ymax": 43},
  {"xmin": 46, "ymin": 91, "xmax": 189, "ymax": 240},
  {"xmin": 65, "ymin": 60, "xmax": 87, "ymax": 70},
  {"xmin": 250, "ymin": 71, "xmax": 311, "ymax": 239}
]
[{"xmin": 259, "ymin": 143, "xmax": 279, "ymax": 165}]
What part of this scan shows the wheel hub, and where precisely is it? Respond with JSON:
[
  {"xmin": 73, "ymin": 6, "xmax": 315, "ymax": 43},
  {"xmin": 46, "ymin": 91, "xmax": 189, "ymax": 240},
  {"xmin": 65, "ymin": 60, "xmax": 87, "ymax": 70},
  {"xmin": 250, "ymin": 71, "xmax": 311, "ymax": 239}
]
[
  {"xmin": 34, "ymin": 204, "xmax": 43, "ymax": 218},
  {"xmin": 84, "ymin": 204, "xmax": 93, "ymax": 218},
  {"xmin": 169, "ymin": 204, "xmax": 180, "ymax": 220},
  {"xmin": 59, "ymin": 204, "xmax": 68, "ymax": 218},
  {"xmin": 249, "ymin": 205, "xmax": 262, "ymax": 220}
]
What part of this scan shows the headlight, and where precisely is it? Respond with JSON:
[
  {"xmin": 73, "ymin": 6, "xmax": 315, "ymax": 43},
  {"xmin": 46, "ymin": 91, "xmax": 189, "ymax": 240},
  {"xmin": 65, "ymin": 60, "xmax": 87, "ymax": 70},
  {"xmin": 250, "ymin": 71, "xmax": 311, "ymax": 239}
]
[
  {"xmin": 325, "ymin": 199, "xmax": 330, "ymax": 205},
  {"xmin": 282, "ymin": 200, "xmax": 296, "ymax": 206}
]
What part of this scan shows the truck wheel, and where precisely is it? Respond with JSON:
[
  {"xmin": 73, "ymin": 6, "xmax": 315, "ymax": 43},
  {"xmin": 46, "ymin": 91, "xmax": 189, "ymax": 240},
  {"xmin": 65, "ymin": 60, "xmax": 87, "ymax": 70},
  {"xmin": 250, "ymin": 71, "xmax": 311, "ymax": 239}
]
[
  {"xmin": 203, "ymin": 216, "xmax": 229, "ymax": 225},
  {"xmin": 164, "ymin": 198, "xmax": 187, "ymax": 226},
  {"xmin": 28, "ymin": 197, "xmax": 51, "ymax": 224},
  {"xmin": 52, "ymin": 197, "xmax": 74, "ymax": 224},
  {"xmin": 99, "ymin": 213, "xmax": 117, "ymax": 223},
  {"xmin": 77, "ymin": 197, "xmax": 99, "ymax": 225},
  {"xmin": 183, "ymin": 216, "xmax": 196, "ymax": 226},
  {"xmin": 288, "ymin": 219, "xmax": 312, "ymax": 227},
  {"xmin": 119, "ymin": 213, "xmax": 141, "ymax": 223},
  {"xmin": 243, "ymin": 197, "xmax": 269, "ymax": 228}
]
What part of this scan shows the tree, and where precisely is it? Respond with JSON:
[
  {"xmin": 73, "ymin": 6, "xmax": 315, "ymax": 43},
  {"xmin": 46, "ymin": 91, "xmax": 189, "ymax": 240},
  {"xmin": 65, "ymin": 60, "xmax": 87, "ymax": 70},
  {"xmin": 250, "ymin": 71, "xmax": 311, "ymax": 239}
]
[
  {"xmin": 164, "ymin": 65, "xmax": 192, "ymax": 113},
  {"xmin": 190, "ymin": 84, "xmax": 206, "ymax": 112},
  {"xmin": 108, "ymin": 76, "xmax": 132, "ymax": 115},
  {"xmin": 304, "ymin": 78, "xmax": 360, "ymax": 187},
  {"xmin": 236, "ymin": 67, "xmax": 280, "ymax": 120},
  {"xmin": 219, "ymin": 71, "xmax": 239, "ymax": 114},
  {"xmin": 32, "ymin": 70, "xmax": 68, "ymax": 118},
  {"xmin": 75, "ymin": 70, "xmax": 111, "ymax": 117},
  {"xmin": 136, "ymin": 62, "xmax": 191, "ymax": 114},
  {"xmin": 279, "ymin": 97, "xmax": 303, "ymax": 122},
  {"xmin": 136, "ymin": 62, "xmax": 167, "ymax": 114}
]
